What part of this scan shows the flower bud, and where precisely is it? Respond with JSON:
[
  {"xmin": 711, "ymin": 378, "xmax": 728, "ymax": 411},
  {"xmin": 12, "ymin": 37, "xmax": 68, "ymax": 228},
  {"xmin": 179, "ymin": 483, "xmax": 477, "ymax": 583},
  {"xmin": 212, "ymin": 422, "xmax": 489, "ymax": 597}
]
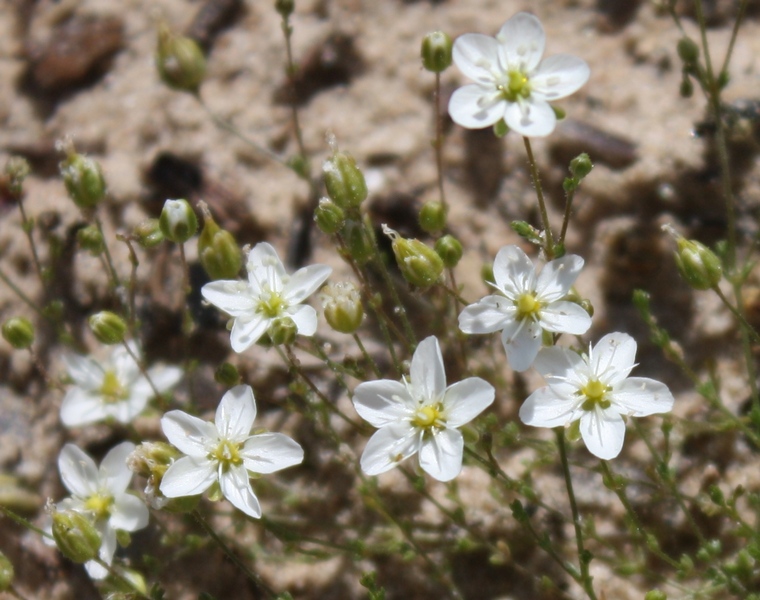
[
  {"xmin": 198, "ymin": 204, "xmax": 242, "ymax": 280},
  {"xmin": 419, "ymin": 200, "xmax": 447, "ymax": 233},
  {"xmin": 89, "ymin": 311, "xmax": 127, "ymax": 345},
  {"xmin": 133, "ymin": 218, "xmax": 164, "ymax": 248},
  {"xmin": 267, "ymin": 316, "xmax": 297, "ymax": 346},
  {"xmin": 156, "ymin": 24, "xmax": 206, "ymax": 93},
  {"xmin": 2, "ymin": 317, "xmax": 35, "ymax": 350},
  {"xmin": 343, "ymin": 219, "xmax": 373, "ymax": 265},
  {"xmin": 383, "ymin": 225, "xmax": 443, "ymax": 288},
  {"xmin": 0, "ymin": 551, "xmax": 13, "ymax": 592},
  {"xmin": 421, "ymin": 31, "xmax": 452, "ymax": 73},
  {"xmin": 215, "ymin": 362, "xmax": 241, "ymax": 386},
  {"xmin": 51, "ymin": 507, "xmax": 101, "ymax": 564},
  {"xmin": 76, "ymin": 224, "xmax": 105, "ymax": 255},
  {"xmin": 5, "ymin": 156, "xmax": 30, "ymax": 196},
  {"xmin": 644, "ymin": 591, "xmax": 667, "ymax": 600},
  {"xmin": 435, "ymin": 234, "xmax": 463, "ymax": 268},
  {"xmin": 510, "ymin": 221, "xmax": 542, "ymax": 245},
  {"xmin": 569, "ymin": 153, "xmax": 593, "ymax": 181},
  {"xmin": 275, "ymin": 0, "xmax": 295, "ymax": 18},
  {"xmin": 677, "ymin": 37, "xmax": 699, "ymax": 66},
  {"xmin": 59, "ymin": 151, "xmax": 106, "ymax": 209},
  {"xmin": 320, "ymin": 282, "xmax": 363, "ymax": 334},
  {"xmin": 159, "ymin": 199, "xmax": 198, "ymax": 243},
  {"xmin": 679, "ymin": 74, "xmax": 694, "ymax": 98},
  {"xmin": 323, "ymin": 151, "xmax": 368, "ymax": 209},
  {"xmin": 314, "ymin": 198, "xmax": 345, "ymax": 235},
  {"xmin": 673, "ymin": 237, "xmax": 722, "ymax": 290}
]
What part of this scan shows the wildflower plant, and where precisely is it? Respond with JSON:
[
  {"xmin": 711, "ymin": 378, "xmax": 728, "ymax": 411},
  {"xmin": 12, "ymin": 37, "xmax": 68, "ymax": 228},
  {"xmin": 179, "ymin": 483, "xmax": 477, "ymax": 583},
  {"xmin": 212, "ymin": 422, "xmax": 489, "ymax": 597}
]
[{"xmin": 2, "ymin": 4, "xmax": 760, "ymax": 600}]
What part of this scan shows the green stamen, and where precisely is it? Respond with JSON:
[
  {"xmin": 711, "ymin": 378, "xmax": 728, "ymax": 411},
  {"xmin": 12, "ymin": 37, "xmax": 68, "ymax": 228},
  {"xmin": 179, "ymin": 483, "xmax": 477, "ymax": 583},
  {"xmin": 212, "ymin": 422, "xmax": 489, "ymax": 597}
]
[
  {"xmin": 99, "ymin": 370, "xmax": 127, "ymax": 404},
  {"xmin": 580, "ymin": 379, "xmax": 612, "ymax": 411},
  {"xmin": 84, "ymin": 493, "xmax": 113, "ymax": 520},
  {"xmin": 210, "ymin": 439, "xmax": 243, "ymax": 472},
  {"xmin": 498, "ymin": 70, "xmax": 532, "ymax": 102},
  {"xmin": 515, "ymin": 292, "xmax": 542, "ymax": 320}
]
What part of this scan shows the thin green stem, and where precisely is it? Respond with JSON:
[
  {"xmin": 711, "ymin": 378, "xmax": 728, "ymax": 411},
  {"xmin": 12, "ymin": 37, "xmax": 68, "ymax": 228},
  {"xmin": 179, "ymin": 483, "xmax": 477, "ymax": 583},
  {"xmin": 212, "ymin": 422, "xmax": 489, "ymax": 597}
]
[
  {"xmin": 559, "ymin": 187, "xmax": 576, "ymax": 247},
  {"xmin": 94, "ymin": 558, "xmax": 153, "ymax": 600},
  {"xmin": 523, "ymin": 137, "xmax": 555, "ymax": 259},
  {"xmin": 121, "ymin": 340, "xmax": 163, "ymax": 404},
  {"xmin": 433, "ymin": 71, "xmax": 447, "ymax": 211},
  {"xmin": 352, "ymin": 333, "xmax": 382, "ymax": 378},
  {"xmin": 711, "ymin": 284, "xmax": 760, "ymax": 345},
  {"xmin": 116, "ymin": 234, "xmax": 140, "ymax": 336},
  {"xmin": 0, "ymin": 267, "xmax": 45, "ymax": 318},
  {"xmin": 556, "ymin": 429, "xmax": 598, "ymax": 600},
  {"xmin": 93, "ymin": 214, "xmax": 121, "ymax": 290},
  {"xmin": 192, "ymin": 510, "xmax": 276, "ymax": 598},
  {"xmin": 720, "ymin": 0, "xmax": 750, "ymax": 76},
  {"xmin": 16, "ymin": 196, "xmax": 44, "ymax": 284}
]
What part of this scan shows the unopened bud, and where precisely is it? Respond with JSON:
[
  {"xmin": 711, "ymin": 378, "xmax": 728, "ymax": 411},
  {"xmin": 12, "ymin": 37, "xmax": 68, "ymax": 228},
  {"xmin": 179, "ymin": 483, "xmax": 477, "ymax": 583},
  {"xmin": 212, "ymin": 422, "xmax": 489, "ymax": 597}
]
[
  {"xmin": 569, "ymin": 153, "xmax": 593, "ymax": 181},
  {"xmin": 419, "ymin": 200, "xmax": 447, "ymax": 233},
  {"xmin": 133, "ymin": 218, "xmax": 164, "ymax": 248},
  {"xmin": 5, "ymin": 156, "xmax": 30, "ymax": 196},
  {"xmin": 680, "ymin": 72, "xmax": 694, "ymax": 98},
  {"xmin": 343, "ymin": 219, "xmax": 373, "ymax": 265},
  {"xmin": 663, "ymin": 225, "xmax": 722, "ymax": 290},
  {"xmin": 159, "ymin": 199, "xmax": 198, "ymax": 243},
  {"xmin": 156, "ymin": 25, "xmax": 206, "ymax": 93},
  {"xmin": 2, "ymin": 317, "xmax": 35, "ymax": 350},
  {"xmin": 275, "ymin": 0, "xmax": 295, "ymax": 18},
  {"xmin": 0, "ymin": 551, "xmax": 13, "ymax": 592},
  {"xmin": 421, "ymin": 31, "xmax": 452, "ymax": 73},
  {"xmin": 677, "ymin": 37, "xmax": 700, "ymax": 66},
  {"xmin": 214, "ymin": 362, "xmax": 240, "ymax": 386},
  {"xmin": 320, "ymin": 282, "xmax": 363, "ymax": 334},
  {"xmin": 198, "ymin": 203, "xmax": 241, "ymax": 280},
  {"xmin": 435, "ymin": 234, "xmax": 463, "ymax": 268},
  {"xmin": 323, "ymin": 151, "xmax": 368, "ymax": 209},
  {"xmin": 383, "ymin": 225, "xmax": 443, "ymax": 288},
  {"xmin": 510, "ymin": 221, "xmax": 543, "ymax": 245},
  {"xmin": 50, "ymin": 506, "xmax": 101, "ymax": 564},
  {"xmin": 644, "ymin": 591, "xmax": 667, "ymax": 600},
  {"xmin": 267, "ymin": 316, "xmax": 297, "ymax": 346},
  {"xmin": 314, "ymin": 198, "xmax": 345, "ymax": 235},
  {"xmin": 59, "ymin": 150, "xmax": 106, "ymax": 209},
  {"xmin": 89, "ymin": 311, "xmax": 127, "ymax": 345},
  {"xmin": 76, "ymin": 224, "xmax": 105, "ymax": 255}
]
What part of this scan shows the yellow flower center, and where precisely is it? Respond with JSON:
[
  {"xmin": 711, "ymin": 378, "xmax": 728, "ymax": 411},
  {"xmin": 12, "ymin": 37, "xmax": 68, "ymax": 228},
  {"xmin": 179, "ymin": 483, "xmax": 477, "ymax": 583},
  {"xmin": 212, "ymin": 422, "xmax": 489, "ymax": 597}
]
[
  {"xmin": 209, "ymin": 439, "xmax": 243, "ymax": 472},
  {"xmin": 411, "ymin": 403, "xmax": 444, "ymax": 430},
  {"xmin": 515, "ymin": 292, "xmax": 542, "ymax": 321},
  {"xmin": 580, "ymin": 379, "xmax": 612, "ymax": 411},
  {"xmin": 84, "ymin": 493, "xmax": 113, "ymax": 520},
  {"xmin": 257, "ymin": 285, "xmax": 287, "ymax": 319},
  {"xmin": 498, "ymin": 70, "xmax": 532, "ymax": 102},
  {"xmin": 99, "ymin": 370, "xmax": 127, "ymax": 404}
]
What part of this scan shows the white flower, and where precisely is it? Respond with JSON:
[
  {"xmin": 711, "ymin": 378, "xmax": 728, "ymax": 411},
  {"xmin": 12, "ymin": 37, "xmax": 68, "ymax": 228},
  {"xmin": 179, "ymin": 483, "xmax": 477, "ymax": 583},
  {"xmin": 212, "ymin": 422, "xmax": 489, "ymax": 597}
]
[
  {"xmin": 54, "ymin": 442, "xmax": 149, "ymax": 579},
  {"xmin": 352, "ymin": 336, "xmax": 494, "ymax": 482},
  {"xmin": 458, "ymin": 245, "xmax": 591, "ymax": 372},
  {"xmin": 448, "ymin": 12, "xmax": 590, "ymax": 137},
  {"xmin": 519, "ymin": 332, "xmax": 675, "ymax": 459},
  {"xmin": 159, "ymin": 385, "xmax": 304, "ymax": 518},
  {"xmin": 201, "ymin": 242, "xmax": 332, "ymax": 352},
  {"xmin": 61, "ymin": 342, "xmax": 183, "ymax": 427}
]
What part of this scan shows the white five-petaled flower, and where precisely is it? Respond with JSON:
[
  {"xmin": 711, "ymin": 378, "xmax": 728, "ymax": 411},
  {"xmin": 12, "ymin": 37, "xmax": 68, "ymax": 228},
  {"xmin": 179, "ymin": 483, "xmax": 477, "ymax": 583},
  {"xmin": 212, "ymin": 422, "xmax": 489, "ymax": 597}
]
[
  {"xmin": 352, "ymin": 336, "xmax": 494, "ymax": 482},
  {"xmin": 519, "ymin": 332, "xmax": 675, "ymax": 460},
  {"xmin": 448, "ymin": 12, "xmax": 590, "ymax": 137},
  {"xmin": 201, "ymin": 242, "xmax": 332, "ymax": 352},
  {"xmin": 61, "ymin": 342, "xmax": 183, "ymax": 427},
  {"xmin": 458, "ymin": 245, "xmax": 591, "ymax": 372},
  {"xmin": 159, "ymin": 385, "xmax": 304, "ymax": 518},
  {"xmin": 54, "ymin": 442, "xmax": 149, "ymax": 579}
]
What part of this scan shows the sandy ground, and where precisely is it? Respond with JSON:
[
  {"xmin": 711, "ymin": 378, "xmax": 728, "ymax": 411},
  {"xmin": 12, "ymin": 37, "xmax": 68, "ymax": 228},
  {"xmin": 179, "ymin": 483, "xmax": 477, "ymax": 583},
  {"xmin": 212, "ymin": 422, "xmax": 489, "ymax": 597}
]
[{"xmin": 2, "ymin": 0, "xmax": 760, "ymax": 598}]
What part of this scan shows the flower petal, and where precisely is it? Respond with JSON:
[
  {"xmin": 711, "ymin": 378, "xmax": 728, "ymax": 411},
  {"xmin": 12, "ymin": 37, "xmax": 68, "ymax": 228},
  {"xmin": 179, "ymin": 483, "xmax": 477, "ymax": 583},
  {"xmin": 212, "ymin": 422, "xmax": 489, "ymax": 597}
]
[
  {"xmin": 219, "ymin": 465, "xmax": 261, "ymax": 518},
  {"xmin": 579, "ymin": 408, "xmax": 626, "ymax": 460},
  {"xmin": 519, "ymin": 386, "xmax": 580, "ymax": 428},
  {"xmin": 112, "ymin": 342, "xmax": 140, "ymax": 385},
  {"xmin": 110, "ymin": 493, "xmax": 149, "ymax": 532},
  {"xmin": 492, "ymin": 245, "xmax": 535, "ymax": 297},
  {"xmin": 411, "ymin": 336, "xmax": 446, "ymax": 401},
  {"xmin": 535, "ymin": 254, "xmax": 584, "ymax": 301},
  {"xmin": 215, "ymin": 385, "xmax": 256, "ymax": 441},
  {"xmin": 458, "ymin": 295, "xmax": 515, "ymax": 334},
  {"xmin": 99, "ymin": 442, "xmax": 136, "ymax": 496},
  {"xmin": 161, "ymin": 410, "xmax": 218, "ymax": 456},
  {"xmin": 160, "ymin": 456, "xmax": 217, "ymax": 497},
  {"xmin": 242, "ymin": 433, "xmax": 304, "ymax": 474},
  {"xmin": 452, "ymin": 33, "xmax": 502, "ymax": 84},
  {"xmin": 201, "ymin": 280, "xmax": 257, "ymax": 316},
  {"xmin": 60, "ymin": 390, "xmax": 107, "ymax": 427},
  {"xmin": 353, "ymin": 380, "xmax": 414, "ymax": 427},
  {"xmin": 360, "ymin": 422, "xmax": 421, "ymax": 476},
  {"xmin": 448, "ymin": 84, "xmax": 506, "ymax": 129},
  {"xmin": 285, "ymin": 304, "xmax": 318, "ymax": 336},
  {"xmin": 145, "ymin": 365, "xmax": 183, "ymax": 393},
  {"xmin": 230, "ymin": 315, "xmax": 268, "ymax": 353},
  {"xmin": 62, "ymin": 353, "xmax": 103, "ymax": 390},
  {"xmin": 58, "ymin": 444, "xmax": 98, "ymax": 498},
  {"xmin": 611, "ymin": 377, "xmax": 674, "ymax": 417},
  {"xmin": 590, "ymin": 332, "xmax": 637, "ymax": 384},
  {"xmin": 539, "ymin": 301, "xmax": 592, "ymax": 335},
  {"xmin": 533, "ymin": 345, "xmax": 584, "ymax": 382},
  {"xmin": 419, "ymin": 429, "xmax": 464, "ymax": 482},
  {"xmin": 496, "ymin": 12, "xmax": 546, "ymax": 72},
  {"xmin": 283, "ymin": 264, "xmax": 332, "ymax": 304},
  {"xmin": 247, "ymin": 242, "xmax": 286, "ymax": 280},
  {"xmin": 442, "ymin": 378, "xmax": 494, "ymax": 427},
  {"xmin": 503, "ymin": 97, "xmax": 557, "ymax": 137},
  {"xmin": 502, "ymin": 319, "xmax": 542, "ymax": 372},
  {"xmin": 531, "ymin": 54, "xmax": 590, "ymax": 101}
]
